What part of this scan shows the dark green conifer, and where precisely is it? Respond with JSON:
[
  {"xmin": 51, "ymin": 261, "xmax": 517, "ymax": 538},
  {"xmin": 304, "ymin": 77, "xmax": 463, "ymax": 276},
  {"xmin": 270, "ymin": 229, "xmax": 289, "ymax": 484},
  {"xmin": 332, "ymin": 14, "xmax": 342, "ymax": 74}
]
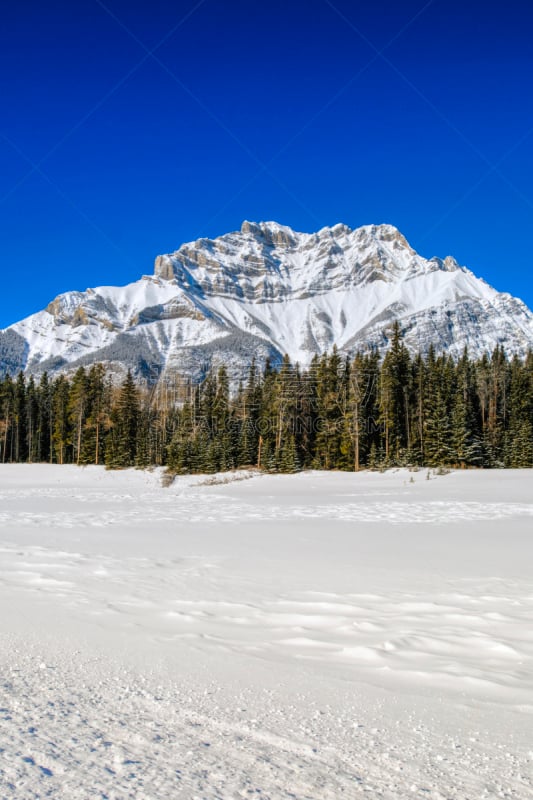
[{"xmin": 106, "ymin": 371, "xmax": 140, "ymax": 468}]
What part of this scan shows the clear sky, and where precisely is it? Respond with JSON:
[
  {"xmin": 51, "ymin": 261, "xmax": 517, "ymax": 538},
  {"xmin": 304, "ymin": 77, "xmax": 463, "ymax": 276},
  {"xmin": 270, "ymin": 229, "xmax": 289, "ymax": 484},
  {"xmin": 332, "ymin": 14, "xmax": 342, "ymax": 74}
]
[{"xmin": 1, "ymin": 0, "xmax": 533, "ymax": 327}]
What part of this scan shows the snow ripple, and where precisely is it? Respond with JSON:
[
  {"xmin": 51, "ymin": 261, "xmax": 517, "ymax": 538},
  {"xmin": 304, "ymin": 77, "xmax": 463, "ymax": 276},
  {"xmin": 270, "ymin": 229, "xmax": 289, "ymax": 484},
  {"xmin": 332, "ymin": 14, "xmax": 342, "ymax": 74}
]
[
  {"xmin": 1, "ymin": 541, "xmax": 532, "ymax": 706},
  {"xmin": 0, "ymin": 498, "xmax": 532, "ymax": 528}
]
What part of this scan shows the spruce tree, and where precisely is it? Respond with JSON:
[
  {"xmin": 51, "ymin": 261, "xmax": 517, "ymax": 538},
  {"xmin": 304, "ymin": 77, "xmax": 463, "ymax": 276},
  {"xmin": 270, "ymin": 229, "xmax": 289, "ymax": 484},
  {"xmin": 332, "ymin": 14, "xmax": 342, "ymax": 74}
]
[
  {"xmin": 279, "ymin": 434, "xmax": 300, "ymax": 473},
  {"xmin": 106, "ymin": 371, "xmax": 140, "ymax": 468},
  {"xmin": 25, "ymin": 375, "xmax": 39, "ymax": 463},
  {"xmin": 379, "ymin": 322, "xmax": 411, "ymax": 463},
  {"xmin": 314, "ymin": 349, "xmax": 343, "ymax": 469},
  {"xmin": 36, "ymin": 372, "xmax": 52, "ymax": 464},
  {"xmin": 52, "ymin": 375, "xmax": 71, "ymax": 464},
  {"xmin": 452, "ymin": 352, "xmax": 483, "ymax": 467},
  {"xmin": 81, "ymin": 364, "xmax": 109, "ymax": 465},
  {"xmin": 167, "ymin": 403, "xmax": 196, "ymax": 473},
  {"xmin": 68, "ymin": 367, "xmax": 88, "ymax": 465},
  {"xmin": 13, "ymin": 372, "xmax": 27, "ymax": 463},
  {"xmin": 424, "ymin": 390, "xmax": 453, "ymax": 466},
  {"xmin": 0, "ymin": 374, "xmax": 14, "ymax": 463}
]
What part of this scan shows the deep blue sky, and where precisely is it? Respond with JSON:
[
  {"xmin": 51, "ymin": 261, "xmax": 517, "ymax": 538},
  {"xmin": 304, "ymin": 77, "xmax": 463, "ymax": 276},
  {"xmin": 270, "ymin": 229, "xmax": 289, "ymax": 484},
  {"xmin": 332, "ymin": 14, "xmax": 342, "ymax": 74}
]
[{"xmin": 2, "ymin": 0, "xmax": 533, "ymax": 327}]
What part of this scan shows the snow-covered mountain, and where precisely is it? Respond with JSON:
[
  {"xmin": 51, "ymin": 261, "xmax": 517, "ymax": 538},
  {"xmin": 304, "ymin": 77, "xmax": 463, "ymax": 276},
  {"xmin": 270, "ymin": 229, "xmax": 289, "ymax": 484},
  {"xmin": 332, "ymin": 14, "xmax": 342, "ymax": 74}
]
[{"xmin": 1, "ymin": 221, "xmax": 533, "ymax": 381}]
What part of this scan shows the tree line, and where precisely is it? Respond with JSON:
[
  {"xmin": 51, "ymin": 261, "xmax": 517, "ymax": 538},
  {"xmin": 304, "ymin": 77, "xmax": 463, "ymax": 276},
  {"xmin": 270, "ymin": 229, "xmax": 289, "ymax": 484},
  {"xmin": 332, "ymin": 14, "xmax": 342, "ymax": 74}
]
[{"xmin": 1, "ymin": 327, "xmax": 532, "ymax": 472}]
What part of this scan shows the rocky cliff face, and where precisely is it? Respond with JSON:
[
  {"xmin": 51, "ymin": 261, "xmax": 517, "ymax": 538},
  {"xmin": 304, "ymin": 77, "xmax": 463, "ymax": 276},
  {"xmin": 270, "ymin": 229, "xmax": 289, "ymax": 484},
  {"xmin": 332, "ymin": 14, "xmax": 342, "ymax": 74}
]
[
  {"xmin": 154, "ymin": 222, "xmax": 425, "ymax": 302},
  {"xmin": 1, "ymin": 221, "xmax": 532, "ymax": 381}
]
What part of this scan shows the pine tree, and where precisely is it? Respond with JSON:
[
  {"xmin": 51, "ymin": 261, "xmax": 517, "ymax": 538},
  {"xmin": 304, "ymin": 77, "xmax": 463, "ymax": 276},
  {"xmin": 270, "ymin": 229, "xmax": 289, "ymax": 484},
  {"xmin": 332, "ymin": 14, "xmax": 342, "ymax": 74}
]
[
  {"xmin": 509, "ymin": 419, "xmax": 533, "ymax": 466},
  {"xmin": 314, "ymin": 349, "xmax": 343, "ymax": 469},
  {"xmin": 375, "ymin": 323, "xmax": 412, "ymax": 465},
  {"xmin": 13, "ymin": 372, "xmax": 27, "ymax": 463},
  {"xmin": 0, "ymin": 374, "xmax": 14, "ymax": 463},
  {"xmin": 237, "ymin": 361, "xmax": 261, "ymax": 466},
  {"xmin": 257, "ymin": 362, "xmax": 279, "ymax": 469},
  {"xmin": 106, "ymin": 371, "xmax": 140, "ymax": 468},
  {"xmin": 36, "ymin": 372, "xmax": 52, "ymax": 463},
  {"xmin": 167, "ymin": 402, "xmax": 196, "ymax": 473},
  {"xmin": 68, "ymin": 367, "xmax": 88, "ymax": 465},
  {"xmin": 452, "ymin": 352, "xmax": 483, "ymax": 467},
  {"xmin": 279, "ymin": 434, "xmax": 300, "ymax": 473},
  {"xmin": 25, "ymin": 375, "xmax": 39, "ymax": 463},
  {"xmin": 81, "ymin": 364, "xmax": 110, "ymax": 465},
  {"xmin": 340, "ymin": 353, "xmax": 377, "ymax": 470},
  {"xmin": 424, "ymin": 390, "xmax": 453, "ymax": 466},
  {"xmin": 367, "ymin": 441, "xmax": 378, "ymax": 470},
  {"xmin": 52, "ymin": 375, "xmax": 71, "ymax": 464},
  {"xmin": 410, "ymin": 353, "xmax": 426, "ymax": 464},
  {"xmin": 135, "ymin": 406, "xmax": 154, "ymax": 468}
]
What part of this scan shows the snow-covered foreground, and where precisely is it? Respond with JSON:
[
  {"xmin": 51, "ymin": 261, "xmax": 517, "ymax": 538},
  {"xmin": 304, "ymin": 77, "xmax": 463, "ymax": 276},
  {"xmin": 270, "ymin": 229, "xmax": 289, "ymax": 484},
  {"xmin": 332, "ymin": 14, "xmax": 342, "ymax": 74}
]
[{"xmin": 0, "ymin": 466, "xmax": 532, "ymax": 799}]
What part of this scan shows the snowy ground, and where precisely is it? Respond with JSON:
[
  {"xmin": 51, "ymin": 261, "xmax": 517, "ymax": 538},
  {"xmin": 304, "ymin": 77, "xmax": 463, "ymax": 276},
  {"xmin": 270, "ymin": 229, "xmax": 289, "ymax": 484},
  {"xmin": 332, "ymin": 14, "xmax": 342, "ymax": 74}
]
[{"xmin": 0, "ymin": 465, "xmax": 532, "ymax": 799}]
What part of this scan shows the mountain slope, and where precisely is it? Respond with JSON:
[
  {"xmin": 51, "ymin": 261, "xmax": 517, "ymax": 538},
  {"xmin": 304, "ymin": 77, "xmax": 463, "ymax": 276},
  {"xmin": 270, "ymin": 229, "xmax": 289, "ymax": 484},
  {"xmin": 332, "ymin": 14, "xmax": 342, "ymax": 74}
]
[{"xmin": 1, "ymin": 221, "xmax": 533, "ymax": 380}]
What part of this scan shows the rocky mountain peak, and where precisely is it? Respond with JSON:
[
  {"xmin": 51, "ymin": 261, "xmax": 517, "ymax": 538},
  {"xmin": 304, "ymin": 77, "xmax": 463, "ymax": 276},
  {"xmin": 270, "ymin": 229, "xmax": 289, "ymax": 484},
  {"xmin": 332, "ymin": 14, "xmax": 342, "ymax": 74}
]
[
  {"xmin": 152, "ymin": 220, "xmax": 427, "ymax": 296},
  {"xmin": 240, "ymin": 220, "xmax": 297, "ymax": 246}
]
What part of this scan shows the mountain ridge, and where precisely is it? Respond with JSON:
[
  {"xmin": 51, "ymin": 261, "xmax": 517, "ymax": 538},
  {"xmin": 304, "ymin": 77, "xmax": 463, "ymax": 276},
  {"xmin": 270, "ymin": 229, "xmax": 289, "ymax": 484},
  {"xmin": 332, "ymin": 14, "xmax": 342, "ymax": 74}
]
[{"xmin": 1, "ymin": 221, "xmax": 532, "ymax": 381}]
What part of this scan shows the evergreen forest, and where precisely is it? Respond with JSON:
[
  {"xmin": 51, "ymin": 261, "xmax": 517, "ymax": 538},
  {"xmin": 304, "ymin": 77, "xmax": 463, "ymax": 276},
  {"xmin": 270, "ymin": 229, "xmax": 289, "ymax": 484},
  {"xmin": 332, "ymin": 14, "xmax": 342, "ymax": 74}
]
[{"xmin": 1, "ymin": 329, "xmax": 532, "ymax": 473}]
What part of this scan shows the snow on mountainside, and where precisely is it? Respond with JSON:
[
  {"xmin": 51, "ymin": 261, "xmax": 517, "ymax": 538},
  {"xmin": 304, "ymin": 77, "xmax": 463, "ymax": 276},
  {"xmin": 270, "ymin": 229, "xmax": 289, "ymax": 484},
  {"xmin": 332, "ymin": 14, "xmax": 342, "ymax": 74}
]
[{"xmin": 1, "ymin": 221, "xmax": 533, "ymax": 381}]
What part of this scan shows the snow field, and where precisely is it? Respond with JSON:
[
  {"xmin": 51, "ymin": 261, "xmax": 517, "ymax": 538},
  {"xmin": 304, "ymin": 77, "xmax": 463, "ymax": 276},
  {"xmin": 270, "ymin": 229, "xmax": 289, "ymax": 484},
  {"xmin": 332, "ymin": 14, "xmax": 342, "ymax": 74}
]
[{"xmin": 0, "ymin": 466, "xmax": 532, "ymax": 798}]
